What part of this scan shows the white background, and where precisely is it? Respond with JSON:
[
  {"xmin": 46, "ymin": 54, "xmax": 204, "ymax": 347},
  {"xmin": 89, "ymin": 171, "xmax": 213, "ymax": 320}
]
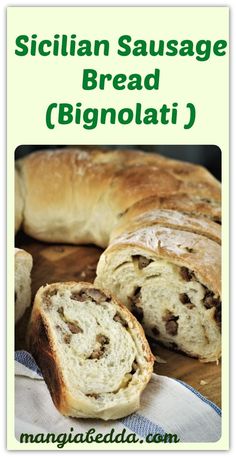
[{"xmin": 1, "ymin": 0, "xmax": 234, "ymax": 455}]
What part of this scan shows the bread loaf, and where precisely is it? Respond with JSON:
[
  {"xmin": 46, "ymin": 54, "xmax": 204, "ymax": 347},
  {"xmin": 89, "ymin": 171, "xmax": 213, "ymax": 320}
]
[
  {"xmin": 15, "ymin": 169, "xmax": 24, "ymax": 233},
  {"xmin": 15, "ymin": 147, "xmax": 221, "ymax": 247},
  {"xmin": 95, "ymin": 225, "xmax": 221, "ymax": 362},
  {"xmin": 28, "ymin": 282, "xmax": 154, "ymax": 420},
  {"xmin": 15, "ymin": 248, "xmax": 33, "ymax": 323}
]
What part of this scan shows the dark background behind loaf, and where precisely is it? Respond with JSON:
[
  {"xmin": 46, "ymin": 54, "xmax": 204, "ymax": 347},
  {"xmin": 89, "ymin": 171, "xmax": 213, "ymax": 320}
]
[{"xmin": 15, "ymin": 145, "xmax": 221, "ymax": 181}]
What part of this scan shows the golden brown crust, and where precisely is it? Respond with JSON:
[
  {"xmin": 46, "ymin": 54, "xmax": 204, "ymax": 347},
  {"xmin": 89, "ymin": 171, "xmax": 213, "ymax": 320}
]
[
  {"xmin": 29, "ymin": 313, "xmax": 66, "ymax": 412},
  {"xmin": 28, "ymin": 298, "xmax": 69, "ymax": 414},
  {"xmin": 118, "ymin": 193, "xmax": 221, "ymax": 224},
  {"xmin": 112, "ymin": 209, "xmax": 221, "ymax": 245}
]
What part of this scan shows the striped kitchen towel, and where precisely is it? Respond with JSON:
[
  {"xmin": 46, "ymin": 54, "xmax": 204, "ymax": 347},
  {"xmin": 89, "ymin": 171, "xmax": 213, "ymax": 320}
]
[{"xmin": 15, "ymin": 350, "xmax": 221, "ymax": 445}]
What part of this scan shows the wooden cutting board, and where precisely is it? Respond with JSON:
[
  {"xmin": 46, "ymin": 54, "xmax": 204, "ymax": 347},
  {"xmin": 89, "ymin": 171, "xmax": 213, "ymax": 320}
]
[{"xmin": 15, "ymin": 233, "xmax": 221, "ymax": 408}]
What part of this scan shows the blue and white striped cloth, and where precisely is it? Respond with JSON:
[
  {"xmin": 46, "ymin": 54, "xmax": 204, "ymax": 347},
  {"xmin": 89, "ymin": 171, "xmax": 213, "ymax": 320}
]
[{"xmin": 15, "ymin": 350, "xmax": 221, "ymax": 444}]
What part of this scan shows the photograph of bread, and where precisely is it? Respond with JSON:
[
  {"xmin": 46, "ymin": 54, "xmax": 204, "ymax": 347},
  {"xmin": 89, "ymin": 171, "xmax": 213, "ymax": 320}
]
[{"xmin": 15, "ymin": 145, "xmax": 221, "ymax": 424}]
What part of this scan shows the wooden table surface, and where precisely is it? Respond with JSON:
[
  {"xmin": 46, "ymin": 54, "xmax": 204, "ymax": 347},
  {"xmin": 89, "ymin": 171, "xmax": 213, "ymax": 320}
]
[{"xmin": 15, "ymin": 233, "xmax": 221, "ymax": 408}]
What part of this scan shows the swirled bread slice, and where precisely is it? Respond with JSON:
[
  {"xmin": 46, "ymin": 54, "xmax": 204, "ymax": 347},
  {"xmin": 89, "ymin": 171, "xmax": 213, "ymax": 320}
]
[
  {"xmin": 15, "ymin": 248, "xmax": 33, "ymax": 323},
  {"xmin": 28, "ymin": 282, "xmax": 154, "ymax": 420},
  {"xmin": 96, "ymin": 227, "xmax": 221, "ymax": 362}
]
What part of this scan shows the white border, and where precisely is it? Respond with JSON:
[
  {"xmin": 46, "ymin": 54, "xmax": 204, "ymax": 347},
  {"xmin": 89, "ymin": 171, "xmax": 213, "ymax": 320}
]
[{"xmin": 1, "ymin": 1, "xmax": 234, "ymax": 455}]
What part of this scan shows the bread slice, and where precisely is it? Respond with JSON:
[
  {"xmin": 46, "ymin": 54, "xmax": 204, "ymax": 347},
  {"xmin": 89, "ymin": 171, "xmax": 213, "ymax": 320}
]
[
  {"xmin": 15, "ymin": 248, "xmax": 33, "ymax": 323},
  {"xmin": 96, "ymin": 226, "xmax": 221, "ymax": 362},
  {"xmin": 117, "ymin": 194, "xmax": 221, "ymax": 226},
  {"xmin": 28, "ymin": 282, "xmax": 154, "ymax": 420},
  {"xmin": 112, "ymin": 209, "xmax": 221, "ymax": 245}
]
